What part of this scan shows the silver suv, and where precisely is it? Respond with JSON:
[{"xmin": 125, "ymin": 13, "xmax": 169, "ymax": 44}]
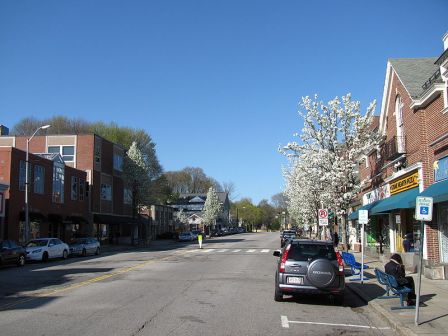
[{"xmin": 273, "ymin": 239, "xmax": 345, "ymax": 304}]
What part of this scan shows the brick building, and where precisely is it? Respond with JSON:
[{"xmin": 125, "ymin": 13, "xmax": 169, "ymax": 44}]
[
  {"xmin": 350, "ymin": 33, "xmax": 448, "ymax": 277},
  {"xmin": 0, "ymin": 147, "xmax": 88, "ymax": 243},
  {"xmin": 0, "ymin": 133, "xmax": 138, "ymax": 244}
]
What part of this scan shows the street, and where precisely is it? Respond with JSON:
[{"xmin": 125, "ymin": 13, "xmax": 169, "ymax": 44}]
[{"xmin": 0, "ymin": 232, "xmax": 395, "ymax": 336}]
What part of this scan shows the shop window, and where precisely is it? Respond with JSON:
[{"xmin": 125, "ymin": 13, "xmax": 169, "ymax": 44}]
[
  {"xmin": 52, "ymin": 163, "xmax": 65, "ymax": 203},
  {"xmin": 34, "ymin": 165, "xmax": 45, "ymax": 194},
  {"xmin": 79, "ymin": 180, "xmax": 85, "ymax": 201},
  {"xmin": 101, "ymin": 184, "xmax": 112, "ymax": 201},
  {"xmin": 71, "ymin": 176, "xmax": 78, "ymax": 200}
]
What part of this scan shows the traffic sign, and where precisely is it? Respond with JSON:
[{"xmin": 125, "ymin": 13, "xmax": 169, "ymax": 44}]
[
  {"xmin": 415, "ymin": 196, "xmax": 433, "ymax": 221},
  {"xmin": 318, "ymin": 209, "xmax": 328, "ymax": 226},
  {"xmin": 359, "ymin": 210, "xmax": 368, "ymax": 224}
]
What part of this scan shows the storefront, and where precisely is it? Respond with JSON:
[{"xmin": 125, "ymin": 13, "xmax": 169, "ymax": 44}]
[
  {"xmin": 419, "ymin": 156, "xmax": 448, "ymax": 263},
  {"xmin": 370, "ymin": 170, "xmax": 420, "ymax": 254}
]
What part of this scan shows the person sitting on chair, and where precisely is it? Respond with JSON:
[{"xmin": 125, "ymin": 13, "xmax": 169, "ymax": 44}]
[{"xmin": 385, "ymin": 253, "xmax": 416, "ymax": 306}]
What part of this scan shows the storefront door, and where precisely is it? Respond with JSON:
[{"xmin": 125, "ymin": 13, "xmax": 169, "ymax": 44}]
[{"xmin": 438, "ymin": 203, "xmax": 448, "ymax": 263}]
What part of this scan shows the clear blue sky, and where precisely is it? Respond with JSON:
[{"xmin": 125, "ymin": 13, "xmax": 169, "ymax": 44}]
[{"xmin": 1, "ymin": 0, "xmax": 447, "ymax": 204}]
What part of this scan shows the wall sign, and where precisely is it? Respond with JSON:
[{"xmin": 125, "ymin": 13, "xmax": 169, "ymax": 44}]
[
  {"xmin": 0, "ymin": 192, "xmax": 4, "ymax": 217},
  {"xmin": 434, "ymin": 156, "xmax": 448, "ymax": 182},
  {"xmin": 390, "ymin": 171, "xmax": 419, "ymax": 195}
]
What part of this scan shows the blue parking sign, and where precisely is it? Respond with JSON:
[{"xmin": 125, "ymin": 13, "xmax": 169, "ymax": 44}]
[{"xmin": 420, "ymin": 206, "xmax": 429, "ymax": 215}]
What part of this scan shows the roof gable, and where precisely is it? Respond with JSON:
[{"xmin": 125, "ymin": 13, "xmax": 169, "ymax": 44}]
[{"xmin": 389, "ymin": 58, "xmax": 439, "ymax": 98}]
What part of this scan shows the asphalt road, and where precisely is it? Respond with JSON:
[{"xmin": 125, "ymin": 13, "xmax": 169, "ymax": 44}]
[{"xmin": 0, "ymin": 232, "xmax": 397, "ymax": 336}]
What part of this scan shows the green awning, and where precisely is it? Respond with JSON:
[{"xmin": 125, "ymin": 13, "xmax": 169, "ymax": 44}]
[
  {"xmin": 417, "ymin": 179, "xmax": 448, "ymax": 204},
  {"xmin": 370, "ymin": 187, "xmax": 419, "ymax": 214},
  {"xmin": 348, "ymin": 201, "xmax": 381, "ymax": 220}
]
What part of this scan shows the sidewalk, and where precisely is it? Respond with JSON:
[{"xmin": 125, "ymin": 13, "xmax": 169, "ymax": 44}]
[{"xmin": 346, "ymin": 252, "xmax": 448, "ymax": 336}]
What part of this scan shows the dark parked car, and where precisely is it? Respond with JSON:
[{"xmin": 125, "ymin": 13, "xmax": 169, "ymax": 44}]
[
  {"xmin": 273, "ymin": 239, "xmax": 345, "ymax": 304},
  {"xmin": 0, "ymin": 240, "xmax": 26, "ymax": 267},
  {"xmin": 69, "ymin": 237, "xmax": 100, "ymax": 256},
  {"xmin": 280, "ymin": 230, "xmax": 296, "ymax": 247}
]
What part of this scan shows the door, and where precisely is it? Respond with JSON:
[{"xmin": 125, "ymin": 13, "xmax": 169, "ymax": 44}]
[{"xmin": 438, "ymin": 203, "xmax": 448, "ymax": 263}]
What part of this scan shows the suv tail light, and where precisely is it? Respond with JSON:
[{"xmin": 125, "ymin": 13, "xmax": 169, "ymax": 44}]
[
  {"xmin": 336, "ymin": 251, "xmax": 344, "ymax": 274},
  {"xmin": 279, "ymin": 244, "xmax": 291, "ymax": 273}
]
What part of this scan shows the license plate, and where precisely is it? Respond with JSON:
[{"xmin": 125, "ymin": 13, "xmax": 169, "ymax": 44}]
[{"xmin": 287, "ymin": 276, "xmax": 303, "ymax": 285}]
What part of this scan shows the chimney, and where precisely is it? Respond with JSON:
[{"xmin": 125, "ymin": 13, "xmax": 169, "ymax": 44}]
[
  {"xmin": 443, "ymin": 32, "xmax": 448, "ymax": 51},
  {"xmin": 0, "ymin": 125, "xmax": 9, "ymax": 136}
]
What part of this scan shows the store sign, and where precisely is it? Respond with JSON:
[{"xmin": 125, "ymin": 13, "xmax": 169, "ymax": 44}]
[
  {"xmin": 390, "ymin": 171, "xmax": 419, "ymax": 195},
  {"xmin": 434, "ymin": 156, "xmax": 448, "ymax": 182},
  {"xmin": 362, "ymin": 184, "xmax": 390, "ymax": 205}
]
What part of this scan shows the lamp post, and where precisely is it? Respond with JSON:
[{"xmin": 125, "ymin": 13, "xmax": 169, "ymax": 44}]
[{"xmin": 25, "ymin": 124, "xmax": 51, "ymax": 242}]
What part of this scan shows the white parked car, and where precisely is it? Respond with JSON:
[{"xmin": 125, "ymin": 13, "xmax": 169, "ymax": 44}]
[{"xmin": 26, "ymin": 238, "xmax": 70, "ymax": 262}]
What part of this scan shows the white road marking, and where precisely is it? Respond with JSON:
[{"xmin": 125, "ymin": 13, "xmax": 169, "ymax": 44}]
[
  {"xmin": 216, "ymin": 249, "xmax": 228, "ymax": 253},
  {"xmin": 281, "ymin": 316, "xmax": 391, "ymax": 330},
  {"xmin": 246, "ymin": 249, "xmax": 256, "ymax": 253},
  {"xmin": 203, "ymin": 249, "xmax": 214, "ymax": 253},
  {"xmin": 232, "ymin": 249, "xmax": 241, "ymax": 252},
  {"xmin": 261, "ymin": 249, "xmax": 270, "ymax": 253}
]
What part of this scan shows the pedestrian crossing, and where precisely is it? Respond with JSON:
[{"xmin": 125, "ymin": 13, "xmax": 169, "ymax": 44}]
[{"xmin": 187, "ymin": 248, "xmax": 273, "ymax": 255}]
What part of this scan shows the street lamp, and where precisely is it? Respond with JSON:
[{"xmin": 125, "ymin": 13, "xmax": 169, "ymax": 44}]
[{"xmin": 25, "ymin": 124, "xmax": 51, "ymax": 242}]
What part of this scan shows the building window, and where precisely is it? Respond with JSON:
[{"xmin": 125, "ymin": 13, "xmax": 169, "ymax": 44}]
[
  {"xmin": 94, "ymin": 143, "xmax": 101, "ymax": 164},
  {"xmin": 48, "ymin": 145, "xmax": 75, "ymax": 162},
  {"xmin": 100, "ymin": 183, "xmax": 112, "ymax": 201},
  {"xmin": 113, "ymin": 154, "xmax": 123, "ymax": 172},
  {"xmin": 52, "ymin": 163, "xmax": 65, "ymax": 203},
  {"xmin": 19, "ymin": 160, "xmax": 26, "ymax": 191},
  {"xmin": 71, "ymin": 176, "xmax": 78, "ymax": 200},
  {"xmin": 124, "ymin": 188, "xmax": 133, "ymax": 205},
  {"xmin": 79, "ymin": 180, "xmax": 85, "ymax": 201},
  {"xmin": 34, "ymin": 165, "xmax": 45, "ymax": 194}
]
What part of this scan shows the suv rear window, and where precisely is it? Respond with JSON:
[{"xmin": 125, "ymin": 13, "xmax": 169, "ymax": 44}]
[{"xmin": 287, "ymin": 243, "xmax": 336, "ymax": 261}]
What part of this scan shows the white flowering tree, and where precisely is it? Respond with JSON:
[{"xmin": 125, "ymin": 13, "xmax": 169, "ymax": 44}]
[
  {"xmin": 282, "ymin": 93, "xmax": 380, "ymax": 245},
  {"xmin": 123, "ymin": 141, "xmax": 152, "ymax": 242},
  {"xmin": 202, "ymin": 186, "xmax": 222, "ymax": 232},
  {"xmin": 175, "ymin": 208, "xmax": 189, "ymax": 232}
]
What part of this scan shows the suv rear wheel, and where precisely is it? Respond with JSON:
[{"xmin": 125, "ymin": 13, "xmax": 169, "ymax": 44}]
[{"xmin": 274, "ymin": 285, "xmax": 283, "ymax": 302}]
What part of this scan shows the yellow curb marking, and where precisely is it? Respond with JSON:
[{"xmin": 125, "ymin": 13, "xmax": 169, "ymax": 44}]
[{"xmin": 0, "ymin": 250, "xmax": 190, "ymax": 311}]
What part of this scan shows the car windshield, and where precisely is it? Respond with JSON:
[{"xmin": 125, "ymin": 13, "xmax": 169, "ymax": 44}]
[
  {"xmin": 287, "ymin": 243, "xmax": 336, "ymax": 261},
  {"xmin": 26, "ymin": 240, "xmax": 48, "ymax": 247}
]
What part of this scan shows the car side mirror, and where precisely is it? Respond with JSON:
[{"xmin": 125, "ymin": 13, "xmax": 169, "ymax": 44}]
[{"xmin": 273, "ymin": 250, "xmax": 281, "ymax": 257}]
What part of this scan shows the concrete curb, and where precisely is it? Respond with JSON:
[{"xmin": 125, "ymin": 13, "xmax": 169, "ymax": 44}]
[{"xmin": 346, "ymin": 284, "xmax": 418, "ymax": 336}]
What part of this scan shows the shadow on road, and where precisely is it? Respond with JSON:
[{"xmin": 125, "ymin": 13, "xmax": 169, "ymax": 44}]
[{"xmin": 0, "ymin": 267, "xmax": 114, "ymax": 311}]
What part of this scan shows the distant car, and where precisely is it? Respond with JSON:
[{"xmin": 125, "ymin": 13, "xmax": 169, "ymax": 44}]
[
  {"xmin": 69, "ymin": 237, "xmax": 100, "ymax": 257},
  {"xmin": 280, "ymin": 230, "xmax": 296, "ymax": 247},
  {"xmin": 25, "ymin": 238, "xmax": 69, "ymax": 262},
  {"xmin": 273, "ymin": 239, "xmax": 345, "ymax": 304},
  {"xmin": 0, "ymin": 240, "xmax": 26, "ymax": 267},
  {"xmin": 178, "ymin": 232, "xmax": 195, "ymax": 242},
  {"xmin": 237, "ymin": 227, "xmax": 246, "ymax": 233}
]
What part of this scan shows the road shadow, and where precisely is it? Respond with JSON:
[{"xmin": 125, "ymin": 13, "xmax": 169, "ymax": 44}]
[
  {"xmin": 281, "ymin": 288, "xmax": 367, "ymax": 308},
  {"xmin": 0, "ymin": 267, "xmax": 114, "ymax": 311}
]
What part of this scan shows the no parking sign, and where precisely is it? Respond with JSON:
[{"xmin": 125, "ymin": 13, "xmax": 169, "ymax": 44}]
[{"xmin": 318, "ymin": 209, "xmax": 328, "ymax": 226}]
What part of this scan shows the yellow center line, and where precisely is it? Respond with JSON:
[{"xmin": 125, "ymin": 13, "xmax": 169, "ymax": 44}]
[{"xmin": 0, "ymin": 250, "xmax": 191, "ymax": 311}]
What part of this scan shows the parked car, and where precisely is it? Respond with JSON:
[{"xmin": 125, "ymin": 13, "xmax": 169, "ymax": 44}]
[
  {"xmin": 280, "ymin": 230, "xmax": 296, "ymax": 247},
  {"xmin": 0, "ymin": 240, "xmax": 26, "ymax": 267},
  {"xmin": 178, "ymin": 232, "xmax": 195, "ymax": 242},
  {"xmin": 69, "ymin": 237, "xmax": 100, "ymax": 256},
  {"xmin": 273, "ymin": 239, "xmax": 345, "ymax": 304},
  {"xmin": 191, "ymin": 230, "xmax": 205, "ymax": 240},
  {"xmin": 25, "ymin": 238, "xmax": 70, "ymax": 262},
  {"xmin": 237, "ymin": 227, "xmax": 247, "ymax": 233}
]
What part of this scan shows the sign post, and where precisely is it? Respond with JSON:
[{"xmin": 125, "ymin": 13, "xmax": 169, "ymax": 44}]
[
  {"xmin": 318, "ymin": 209, "xmax": 329, "ymax": 240},
  {"xmin": 414, "ymin": 196, "xmax": 433, "ymax": 326},
  {"xmin": 356, "ymin": 210, "xmax": 369, "ymax": 283}
]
